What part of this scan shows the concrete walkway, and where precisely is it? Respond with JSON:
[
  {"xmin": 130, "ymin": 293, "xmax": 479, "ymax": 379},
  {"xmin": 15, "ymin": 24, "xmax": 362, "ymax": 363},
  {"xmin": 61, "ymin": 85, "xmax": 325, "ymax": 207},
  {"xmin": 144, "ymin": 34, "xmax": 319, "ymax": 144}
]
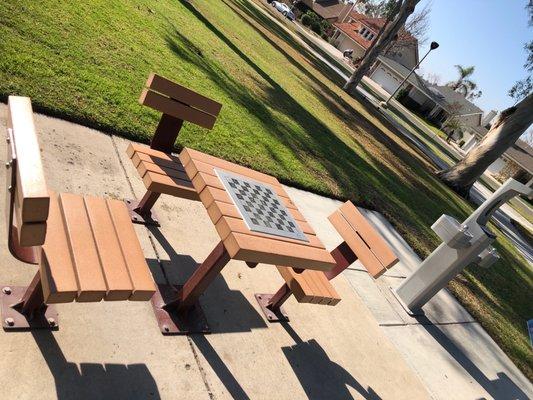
[
  {"xmin": 0, "ymin": 102, "xmax": 531, "ymax": 399},
  {"xmin": 0, "ymin": 105, "xmax": 433, "ymax": 399}
]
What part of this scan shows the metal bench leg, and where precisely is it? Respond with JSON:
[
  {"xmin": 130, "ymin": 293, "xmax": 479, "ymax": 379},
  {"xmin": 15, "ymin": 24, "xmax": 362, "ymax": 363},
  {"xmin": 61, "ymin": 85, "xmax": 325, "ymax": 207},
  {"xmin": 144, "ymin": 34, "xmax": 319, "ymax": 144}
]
[
  {"xmin": 125, "ymin": 191, "xmax": 161, "ymax": 226},
  {"xmin": 1, "ymin": 271, "xmax": 58, "ymax": 330},
  {"xmin": 324, "ymin": 241, "xmax": 358, "ymax": 280},
  {"xmin": 150, "ymin": 241, "xmax": 230, "ymax": 335},
  {"xmin": 255, "ymin": 284, "xmax": 291, "ymax": 323}
]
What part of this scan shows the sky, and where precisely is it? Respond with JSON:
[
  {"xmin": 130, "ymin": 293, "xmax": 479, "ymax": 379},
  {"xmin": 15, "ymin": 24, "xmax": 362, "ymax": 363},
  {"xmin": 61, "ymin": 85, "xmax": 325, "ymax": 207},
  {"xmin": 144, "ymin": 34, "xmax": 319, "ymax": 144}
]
[{"xmin": 414, "ymin": 0, "xmax": 531, "ymax": 114}]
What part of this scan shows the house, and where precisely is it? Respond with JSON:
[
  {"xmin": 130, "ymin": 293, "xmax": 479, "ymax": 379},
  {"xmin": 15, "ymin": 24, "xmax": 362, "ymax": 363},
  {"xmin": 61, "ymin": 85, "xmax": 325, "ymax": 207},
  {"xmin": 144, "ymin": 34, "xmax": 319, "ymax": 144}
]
[
  {"xmin": 298, "ymin": 0, "xmax": 354, "ymax": 23},
  {"xmin": 331, "ymin": 12, "xmax": 419, "ymax": 69}
]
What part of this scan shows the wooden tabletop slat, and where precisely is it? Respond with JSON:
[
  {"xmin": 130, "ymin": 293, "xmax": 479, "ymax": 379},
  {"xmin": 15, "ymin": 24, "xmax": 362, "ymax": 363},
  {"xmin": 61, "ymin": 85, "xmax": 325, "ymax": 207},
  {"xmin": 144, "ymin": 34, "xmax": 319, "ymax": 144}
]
[
  {"xmin": 40, "ymin": 191, "xmax": 78, "ymax": 304},
  {"xmin": 184, "ymin": 159, "xmax": 295, "ymax": 205},
  {"xmin": 181, "ymin": 148, "xmax": 280, "ymax": 187},
  {"xmin": 339, "ymin": 202, "xmax": 398, "ymax": 269},
  {"xmin": 223, "ymin": 232, "xmax": 336, "ymax": 271},
  {"xmin": 214, "ymin": 216, "xmax": 323, "ymax": 249},
  {"xmin": 107, "ymin": 199, "xmax": 156, "ymax": 301},
  {"xmin": 59, "ymin": 193, "xmax": 107, "ymax": 302},
  {"xmin": 329, "ymin": 210, "xmax": 386, "ymax": 278},
  {"xmin": 84, "ymin": 196, "xmax": 134, "ymax": 301}
]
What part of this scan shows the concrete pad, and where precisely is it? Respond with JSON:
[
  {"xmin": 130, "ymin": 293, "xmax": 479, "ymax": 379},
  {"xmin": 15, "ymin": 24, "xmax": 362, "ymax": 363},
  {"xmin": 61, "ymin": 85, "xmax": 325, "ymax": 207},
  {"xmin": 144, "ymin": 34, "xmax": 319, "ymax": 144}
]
[{"xmin": 383, "ymin": 323, "xmax": 533, "ymax": 400}]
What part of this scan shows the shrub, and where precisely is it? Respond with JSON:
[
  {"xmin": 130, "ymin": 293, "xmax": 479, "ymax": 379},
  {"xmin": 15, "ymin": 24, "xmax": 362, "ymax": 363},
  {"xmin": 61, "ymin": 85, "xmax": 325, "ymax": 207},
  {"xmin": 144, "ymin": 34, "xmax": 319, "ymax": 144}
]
[
  {"xmin": 310, "ymin": 20, "xmax": 322, "ymax": 35},
  {"xmin": 301, "ymin": 14, "xmax": 311, "ymax": 26}
]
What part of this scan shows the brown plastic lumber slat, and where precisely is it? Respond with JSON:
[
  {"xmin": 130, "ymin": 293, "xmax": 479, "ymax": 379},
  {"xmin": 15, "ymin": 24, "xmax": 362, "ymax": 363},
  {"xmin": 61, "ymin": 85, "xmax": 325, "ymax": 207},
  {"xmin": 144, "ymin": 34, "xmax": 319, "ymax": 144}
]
[
  {"xmin": 8, "ymin": 96, "xmax": 50, "ymax": 222},
  {"xmin": 59, "ymin": 193, "xmax": 107, "ymax": 302},
  {"xmin": 142, "ymin": 171, "xmax": 200, "ymax": 201},
  {"xmin": 223, "ymin": 232, "xmax": 336, "ymax": 271},
  {"xmin": 127, "ymin": 143, "xmax": 182, "ymax": 165},
  {"xmin": 84, "ymin": 196, "xmax": 134, "ymax": 301},
  {"xmin": 40, "ymin": 191, "xmax": 78, "ymax": 303},
  {"xmin": 314, "ymin": 271, "xmax": 341, "ymax": 305},
  {"xmin": 131, "ymin": 151, "xmax": 186, "ymax": 172},
  {"xmin": 137, "ymin": 159, "xmax": 190, "ymax": 182},
  {"xmin": 145, "ymin": 73, "xmax": 222, "ymax": 117},
  {"xmin": 106, "ymin": 198, "xmax": 156, "ymax": 301},
  {"xmin": 277, "ymin": 266, "xmax": 315, "ymax": 303},
  {"xmin": 339, "ymin": 202, "xmax": 398, "ymax": 269},
  {"xmin": 214, "ymin": 216, "xmax": 323, "ymax": 249},
  {"xmin": 206, "ymin": 201, "xmax": 315, "ymax": 234},
  {"xmin": 186, "ymin": 161, "xmax": 294, "ymax": 204},
  {"xmin": 328, "ymin": 210, "xmax": 386, "ymax": 278},
  {"xmin": 180, "ymin": 147, "xmax": 280, "ymax": 187},
  {"xmin": 139, "ymin": 89, "xmax": 217, "ymax": 130}
]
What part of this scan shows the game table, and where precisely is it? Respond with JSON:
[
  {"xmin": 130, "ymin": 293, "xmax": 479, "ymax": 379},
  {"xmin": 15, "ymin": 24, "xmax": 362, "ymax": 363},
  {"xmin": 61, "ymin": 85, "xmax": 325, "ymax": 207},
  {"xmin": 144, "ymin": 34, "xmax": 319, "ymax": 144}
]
[{"xmin": 151, "ymin": 147, "xmax": 336, "ymax": 334}]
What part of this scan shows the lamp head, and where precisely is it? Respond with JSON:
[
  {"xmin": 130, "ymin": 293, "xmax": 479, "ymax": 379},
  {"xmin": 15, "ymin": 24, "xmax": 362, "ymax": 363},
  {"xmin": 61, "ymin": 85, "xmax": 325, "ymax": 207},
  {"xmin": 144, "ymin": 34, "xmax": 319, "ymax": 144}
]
[{"xmin": 430, "ymin": 41, "xmax": 439, "ymax": 50}]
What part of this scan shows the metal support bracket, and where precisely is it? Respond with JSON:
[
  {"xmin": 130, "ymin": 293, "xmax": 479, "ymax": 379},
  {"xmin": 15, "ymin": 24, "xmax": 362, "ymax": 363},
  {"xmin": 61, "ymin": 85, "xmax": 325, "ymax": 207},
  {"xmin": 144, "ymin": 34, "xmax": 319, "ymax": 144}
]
[
  {"xmin": 1, "ymin": 286, "xmax": 58, "ymax": 330},
  {"xmin": 150, "ymin": 284, "xmax": 209, "ymax": 335},
  {"xmin": 254, "ymin": 293, "xmax": 289, "ymax": 322},
  {"xmin": 125, "ymin": 199, "xmax": 161, "ymax": 227}
]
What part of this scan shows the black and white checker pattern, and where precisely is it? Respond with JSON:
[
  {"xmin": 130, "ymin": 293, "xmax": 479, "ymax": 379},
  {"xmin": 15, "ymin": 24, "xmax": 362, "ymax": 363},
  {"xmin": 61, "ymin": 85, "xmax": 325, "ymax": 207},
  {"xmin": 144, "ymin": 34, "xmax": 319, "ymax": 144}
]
[{"xmin": 216, "ymin": 169, "xmax": 308, "ymax": 242}]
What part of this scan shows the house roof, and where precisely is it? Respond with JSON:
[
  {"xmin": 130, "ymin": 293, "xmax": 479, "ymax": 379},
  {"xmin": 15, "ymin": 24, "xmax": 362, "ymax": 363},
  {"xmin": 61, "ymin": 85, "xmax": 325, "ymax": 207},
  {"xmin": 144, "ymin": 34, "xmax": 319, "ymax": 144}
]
[
  {"xmin": 300, "ymin": 0, "xmax": 348, "ymax": 21},
  {"xmin": 347, "ymin": 12, "xmax": 417, "ymax": 43},
  {"xmin": 505, "ymin": 140, "xmax": 533, "ymax": 173},
  {"xmin": 429, "ymin": 85, "xmax": 484, "ymax": 116},
  {"xmin": 334, "ymin": 22, "xmax": 373, "ymax": 49}
]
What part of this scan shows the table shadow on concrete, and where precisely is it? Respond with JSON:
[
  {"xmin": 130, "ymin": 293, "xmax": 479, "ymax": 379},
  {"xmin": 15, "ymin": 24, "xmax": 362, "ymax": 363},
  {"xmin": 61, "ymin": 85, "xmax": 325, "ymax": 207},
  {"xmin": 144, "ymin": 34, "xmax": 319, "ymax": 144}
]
[
  {"xmin": 147, "ymin": 227, "xmax": 267, "ymax": 334},
  {"xmin": 31, "ymin": 331, "xmax": 160, "ymax": 400},
  {"xmin": 416, "ymin": 315, "xmax": 530, "ymax": 400},
  {"xmin": 281, "ymin": 323, "xmax": 382, "ymax": 400}
]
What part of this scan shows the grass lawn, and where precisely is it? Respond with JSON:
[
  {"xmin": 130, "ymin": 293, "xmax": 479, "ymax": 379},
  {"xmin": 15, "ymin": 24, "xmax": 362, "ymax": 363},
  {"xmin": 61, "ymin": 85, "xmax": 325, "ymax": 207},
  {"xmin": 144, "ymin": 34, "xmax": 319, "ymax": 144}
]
[{"xmin": 1, "ymin": 0, "xmax": 532, "ymax": 379}]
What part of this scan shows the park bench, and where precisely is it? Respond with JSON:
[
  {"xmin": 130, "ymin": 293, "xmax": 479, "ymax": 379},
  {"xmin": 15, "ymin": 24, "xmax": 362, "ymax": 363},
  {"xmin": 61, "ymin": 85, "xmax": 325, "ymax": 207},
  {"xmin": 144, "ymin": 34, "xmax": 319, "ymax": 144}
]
[
  {"xmin": 126, "ymin": 73, "xmax": 222, "ymax": 225},
  {"xmin": 256, "ymin": 201, "xmax": 399, "ymax": 321},
  {"xmin": 1, "ymin": 96, "xmax": 156, "ymax": 330}
]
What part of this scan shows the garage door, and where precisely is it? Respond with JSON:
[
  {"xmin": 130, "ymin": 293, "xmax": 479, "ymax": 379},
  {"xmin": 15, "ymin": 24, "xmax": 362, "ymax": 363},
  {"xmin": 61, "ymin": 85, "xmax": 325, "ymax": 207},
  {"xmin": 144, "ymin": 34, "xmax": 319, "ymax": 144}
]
[{"xmin": 370, "ymin": 66, "xmax": 401, "ymax": 94}]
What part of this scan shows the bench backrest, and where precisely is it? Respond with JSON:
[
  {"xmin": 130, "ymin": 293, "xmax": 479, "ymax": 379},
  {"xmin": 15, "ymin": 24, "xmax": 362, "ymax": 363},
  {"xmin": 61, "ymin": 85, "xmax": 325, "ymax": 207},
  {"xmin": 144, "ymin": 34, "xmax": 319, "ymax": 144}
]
[
  {"xmin": 6, "ymin": 96, "xmax": 50, "ymax": 254},
  {"xmin": 329, "ymin": 201, "xmax": 398, "ymax": 278},
  {"xmin": 140, "ymin": 73, "xmax": 222, "ymax": 151}
]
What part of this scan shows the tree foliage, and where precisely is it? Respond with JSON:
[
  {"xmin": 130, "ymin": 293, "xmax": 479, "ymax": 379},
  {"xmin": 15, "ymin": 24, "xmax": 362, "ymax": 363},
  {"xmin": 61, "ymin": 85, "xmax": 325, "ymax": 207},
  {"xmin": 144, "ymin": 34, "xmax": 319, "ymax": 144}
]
[
  {"xmin": 446, "ymin": 65, "xmax": 482, "ymax": 100},
  {"xmin": 508, "ymin": 1, "xmax": 533, "ymax": 102}
]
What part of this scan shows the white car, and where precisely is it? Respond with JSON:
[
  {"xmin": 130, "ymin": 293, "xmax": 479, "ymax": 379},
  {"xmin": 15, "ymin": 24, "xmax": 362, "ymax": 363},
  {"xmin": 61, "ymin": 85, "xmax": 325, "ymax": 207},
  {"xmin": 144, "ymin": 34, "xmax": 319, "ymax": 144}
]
[{"xmin": 271, "ymin": 1, "xmax": 295, "ymax": 21}]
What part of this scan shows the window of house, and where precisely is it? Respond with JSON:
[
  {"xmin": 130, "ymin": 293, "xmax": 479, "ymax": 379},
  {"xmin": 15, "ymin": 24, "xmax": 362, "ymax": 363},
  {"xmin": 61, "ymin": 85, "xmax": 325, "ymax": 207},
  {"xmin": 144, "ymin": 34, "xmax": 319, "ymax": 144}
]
[{"xmin": 360, "ymin": 27, "xmax": 367, "ymax": 36}]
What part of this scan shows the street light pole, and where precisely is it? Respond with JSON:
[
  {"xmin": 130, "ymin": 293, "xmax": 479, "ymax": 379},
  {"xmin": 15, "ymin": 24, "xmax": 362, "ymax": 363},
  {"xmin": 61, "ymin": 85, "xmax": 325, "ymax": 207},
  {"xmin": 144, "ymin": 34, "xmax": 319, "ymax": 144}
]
[{"xmin": 381, "ymin": 41, "xmax": 439, "ymax": 108}]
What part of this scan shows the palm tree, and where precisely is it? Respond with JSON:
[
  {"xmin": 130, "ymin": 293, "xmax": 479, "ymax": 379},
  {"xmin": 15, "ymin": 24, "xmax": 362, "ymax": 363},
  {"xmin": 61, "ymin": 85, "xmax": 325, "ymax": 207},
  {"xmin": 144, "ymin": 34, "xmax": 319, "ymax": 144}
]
[{"xmin": 447, "ymin": 65, "xmax": 480, "ymax": 99}]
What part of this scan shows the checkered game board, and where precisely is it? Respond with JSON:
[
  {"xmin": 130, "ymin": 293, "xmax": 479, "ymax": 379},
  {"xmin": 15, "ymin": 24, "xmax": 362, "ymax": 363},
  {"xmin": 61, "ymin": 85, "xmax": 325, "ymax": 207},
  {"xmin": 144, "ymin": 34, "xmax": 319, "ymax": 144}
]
[{"xmin": 215, "ymin": 169, "xmax": 308, "ymax": 242}]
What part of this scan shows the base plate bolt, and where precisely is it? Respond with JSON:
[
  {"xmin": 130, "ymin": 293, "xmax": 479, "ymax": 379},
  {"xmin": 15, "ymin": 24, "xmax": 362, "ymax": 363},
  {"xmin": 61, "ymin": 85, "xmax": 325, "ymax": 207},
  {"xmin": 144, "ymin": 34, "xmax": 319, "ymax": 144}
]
[
  {"xmin": 2, "ymin": 287, "xmax": 12, "ymax": 295},
  {"xmin": 5, "ymin": 317, "xmax": 14, "ymax": 326},
  {"xmin": 47, "ymin": 318, "xmax": 56, "ymax": 326},
  {"xmin": 163, "ymin": 325, "xmax": 170, "ymax": 332}
]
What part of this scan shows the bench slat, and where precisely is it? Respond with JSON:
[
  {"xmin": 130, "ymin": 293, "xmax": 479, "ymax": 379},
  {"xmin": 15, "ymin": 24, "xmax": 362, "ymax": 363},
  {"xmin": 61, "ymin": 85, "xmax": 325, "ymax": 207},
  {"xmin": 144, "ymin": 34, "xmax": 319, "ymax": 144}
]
[
  {"xmin": 276, "ymin": 267, "xmax": 340, "ymax": 305},
  {"xmin": 137, "ymin": 159, "xmax": 190, "ymax": 182},
  {"xmin": 140, "ymin": 89, "xmax": 217, "ymax": 130},
  {"xmin": 84, "ymin": 196, "xmax": 134, "ymax": 301},
  {"xmin": 277, "ymin": 267, "xmax": 315, "ymax": 303},
  {"xmin": 329, "ymin": 210, "xmax": 387, "ymax": 278},
  {"xmin": 40, "ymin": 191, "xmax": 78, "ymax": 303},
  {"xmin": 339, "ymin": 202, "xmax": 398, "ymax": 269},
  {"xmin": 142, "ymin": 171, "xmax": 200, "ymax": 201},
  {"xmin": 107, "ymin": 199, "xmax": 156, "ymax": 301},
  {"xmin": 146, "ymin": 73, "xmax": 222, "ymax": 117},
  {"xmin": 127, "ymin": 143, "xmax": 181, "ymax": 164},
  {"xmin": 59, "ymin": 193, "xmax": 107, "ymax": 302},
  {"xmin": 8, "ymin": 96, "xmax": 50, "ymax": 223}
]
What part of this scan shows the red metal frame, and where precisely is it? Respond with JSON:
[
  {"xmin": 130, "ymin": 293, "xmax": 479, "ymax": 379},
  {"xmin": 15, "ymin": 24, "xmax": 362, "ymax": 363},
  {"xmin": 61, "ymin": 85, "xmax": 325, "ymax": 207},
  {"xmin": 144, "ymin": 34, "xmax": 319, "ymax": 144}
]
[
  {"xmin": 150, "ymin": 241, "xmax": 230, "ymax": 334},
  {"xmin": 1, "ymin": 131, "xmax": 57, "ymax": 330}
]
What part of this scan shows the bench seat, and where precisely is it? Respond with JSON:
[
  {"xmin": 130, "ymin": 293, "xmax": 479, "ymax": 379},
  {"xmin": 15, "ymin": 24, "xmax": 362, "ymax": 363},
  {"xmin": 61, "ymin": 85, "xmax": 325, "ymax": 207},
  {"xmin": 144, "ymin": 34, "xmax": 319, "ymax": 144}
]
[
  {"xmin": 277, "ymin": 266, "xmax": 341, "ymax": 305},
  {"xmin": 126, "ymin": 143, "xmax": 200, "ymax": 201},
  {"xmin": 40, "ymin": 191, "xmax": 156, "ymax": 303}
]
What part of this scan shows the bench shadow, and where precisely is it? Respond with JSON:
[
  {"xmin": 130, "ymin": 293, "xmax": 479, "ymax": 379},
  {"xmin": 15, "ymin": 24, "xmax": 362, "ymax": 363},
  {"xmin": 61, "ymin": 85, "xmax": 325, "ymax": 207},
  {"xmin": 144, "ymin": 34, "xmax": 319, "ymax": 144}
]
[
  {"xmin": 281, "ymin": 323, "xmax": 382, "ymax": 400},
  {"xmin": 147, "ymin": 226, "xmax": 267, "ymax": 334},
  {"xmin": 31, "ymin": 331, "xmax": 160, "ymax": 400},
  {"xmin": 415, "ymin": 315, "xmax": 530, "ymax": 400}
]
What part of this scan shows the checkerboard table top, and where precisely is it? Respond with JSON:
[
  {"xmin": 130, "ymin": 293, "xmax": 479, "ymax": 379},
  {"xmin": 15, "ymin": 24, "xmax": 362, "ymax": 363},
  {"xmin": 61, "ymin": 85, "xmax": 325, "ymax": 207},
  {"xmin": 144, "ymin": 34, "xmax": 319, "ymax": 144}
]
[{"xmin": 179, "ymin": 148, "xmax": 336, "ymax": 271}]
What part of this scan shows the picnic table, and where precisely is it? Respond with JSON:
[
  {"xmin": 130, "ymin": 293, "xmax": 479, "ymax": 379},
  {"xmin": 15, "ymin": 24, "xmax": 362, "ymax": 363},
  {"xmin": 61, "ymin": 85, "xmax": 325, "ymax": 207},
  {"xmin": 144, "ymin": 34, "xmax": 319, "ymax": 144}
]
[{"xmin": 135, "ymin": 146, "xmax": 337, "ymax": 334}]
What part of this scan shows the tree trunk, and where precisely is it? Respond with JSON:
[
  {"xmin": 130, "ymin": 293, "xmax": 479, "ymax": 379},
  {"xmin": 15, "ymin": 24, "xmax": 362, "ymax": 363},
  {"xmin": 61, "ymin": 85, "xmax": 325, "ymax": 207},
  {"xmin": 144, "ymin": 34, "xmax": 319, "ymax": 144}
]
[
  {"xmin": 343, "ymin": 0, "xmax": 420, "ymax": 94},
  {"xmin": 438, "ymin": 92, "xmax": 533, "ymax": 196}
]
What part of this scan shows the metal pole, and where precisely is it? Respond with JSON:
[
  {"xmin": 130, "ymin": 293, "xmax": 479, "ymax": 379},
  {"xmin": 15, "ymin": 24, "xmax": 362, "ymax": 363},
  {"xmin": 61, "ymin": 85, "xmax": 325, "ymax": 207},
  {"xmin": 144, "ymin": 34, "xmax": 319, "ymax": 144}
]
[{"xmin": 383, "ymin": 41, "xmax": 439, "ymax": 107}]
